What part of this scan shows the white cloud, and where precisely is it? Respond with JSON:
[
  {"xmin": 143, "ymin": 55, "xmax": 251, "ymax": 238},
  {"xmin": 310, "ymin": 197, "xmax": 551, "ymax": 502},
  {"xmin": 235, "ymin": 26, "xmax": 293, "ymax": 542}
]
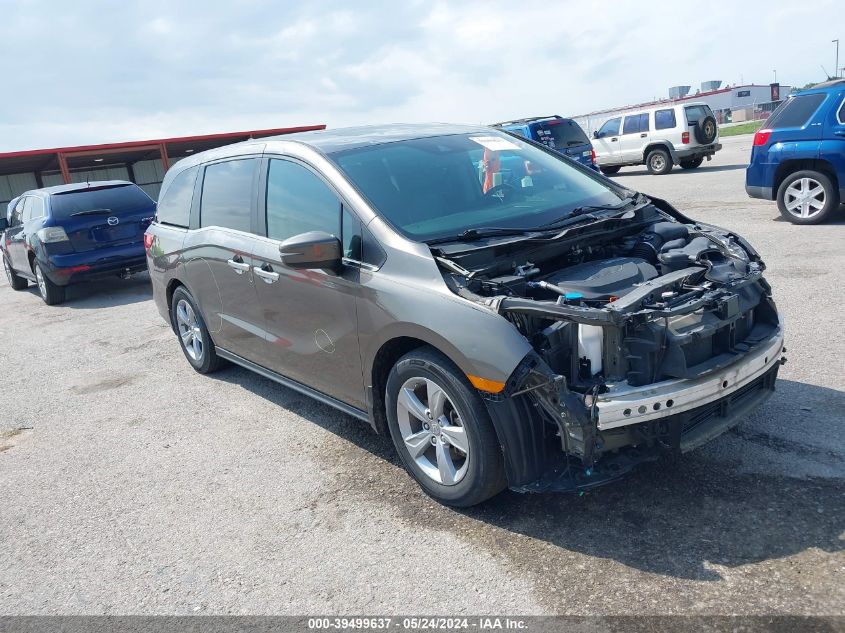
[{"xmin": 0, "ymin": 0, "xmax": 839, "ymax": 151}]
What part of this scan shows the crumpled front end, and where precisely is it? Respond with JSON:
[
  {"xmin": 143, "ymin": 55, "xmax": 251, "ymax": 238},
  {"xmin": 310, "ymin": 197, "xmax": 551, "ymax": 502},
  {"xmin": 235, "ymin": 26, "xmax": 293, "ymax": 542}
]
[{"xmin": 434, "ymin": 199, "xmax": 786, "ymax": 492}]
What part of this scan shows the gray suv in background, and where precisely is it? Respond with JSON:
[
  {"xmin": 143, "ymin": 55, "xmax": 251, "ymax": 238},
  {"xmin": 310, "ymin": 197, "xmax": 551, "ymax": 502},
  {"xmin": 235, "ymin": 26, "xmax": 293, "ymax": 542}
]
[{"xmin": 145, "ymin": 124, "xmax": 784, "ymax": 506}]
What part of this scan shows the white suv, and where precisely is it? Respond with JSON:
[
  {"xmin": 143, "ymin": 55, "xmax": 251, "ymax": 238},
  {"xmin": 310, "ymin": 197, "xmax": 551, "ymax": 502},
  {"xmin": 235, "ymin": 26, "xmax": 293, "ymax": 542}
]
[{"xmin": 591, "ymin": 102, "xmax": 721, "ymax": 175}]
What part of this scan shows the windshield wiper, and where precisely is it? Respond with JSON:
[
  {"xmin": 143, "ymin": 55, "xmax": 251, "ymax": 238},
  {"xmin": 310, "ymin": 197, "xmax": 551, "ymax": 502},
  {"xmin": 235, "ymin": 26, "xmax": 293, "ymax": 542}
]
[
  {"xmin": 427, "ymin": 226, "xmax": 541, "ymax": 244},
  {"xmin": 537, "ymin": 195, "xmax": 643, "ymax": 229},
  {"xmin": 70, "ymin": 208, "xmax": 112, "ymax": 216}
]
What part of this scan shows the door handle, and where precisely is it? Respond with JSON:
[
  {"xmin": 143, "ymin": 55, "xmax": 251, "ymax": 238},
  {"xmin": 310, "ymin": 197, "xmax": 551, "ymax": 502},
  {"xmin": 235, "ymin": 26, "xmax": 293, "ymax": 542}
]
[
  {"xmin": 835, "ymin": 130, "xmax": 845, "ymax": 136},
  {"xmin": 253, "ymin": 265, "xmax": 280, "ymax": 284},
  {"xmin": 611, "ymin": 137, "xmax": 618, "ymax": 142},
  {"xmin": 227, "ymin": 257, "xmax": 250, "ymax": 274},
  {"xmin": 640, "ymin": 133, "xmax": 647, "ymax": 138}
]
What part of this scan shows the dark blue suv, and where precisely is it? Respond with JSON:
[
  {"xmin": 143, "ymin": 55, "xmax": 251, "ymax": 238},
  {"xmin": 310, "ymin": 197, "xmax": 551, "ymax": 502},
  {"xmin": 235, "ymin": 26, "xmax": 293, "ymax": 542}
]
[
  {"xmin": 0, "ymin": 181, "xmax": 155, "ymax": 304},
  {"xmin": 492, "ymin": 115, "xmax": 599, "ymax": 171},
  {"xmin": 746, "ymin": 79, "xmax": 845, "ymax": 224}
]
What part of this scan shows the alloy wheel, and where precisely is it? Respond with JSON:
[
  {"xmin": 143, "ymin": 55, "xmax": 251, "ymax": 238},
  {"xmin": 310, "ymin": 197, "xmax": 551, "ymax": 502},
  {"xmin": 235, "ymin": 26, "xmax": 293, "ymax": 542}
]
[
  {"xmin": 176, "ymin": 299, "xmax": 204, "ymax": 362},
  {"xmin": 784, "ymin": 177, "xmax": 825, "ymax": 219},
  {"xmin": 35, "ymin": 266, "xmax": 47, "ymax": 299},
  {"xmin": 396, "ymin": 376, "xmax": 469, "ymax": 485}
]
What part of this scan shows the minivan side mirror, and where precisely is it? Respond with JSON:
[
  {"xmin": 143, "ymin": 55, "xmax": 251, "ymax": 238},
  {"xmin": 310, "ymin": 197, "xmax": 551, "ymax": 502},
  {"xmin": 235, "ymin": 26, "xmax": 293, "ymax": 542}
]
[
  {"xmin": 279, "ymin": 231, "xmax": 342, "ymax": 272},
  {"xmin": 0, "ymin": 217, "xmax": 7, "ymax": 231},
  {"xmin": 593, "ymin": 130, "xmax": 600, "ymax": 139}
]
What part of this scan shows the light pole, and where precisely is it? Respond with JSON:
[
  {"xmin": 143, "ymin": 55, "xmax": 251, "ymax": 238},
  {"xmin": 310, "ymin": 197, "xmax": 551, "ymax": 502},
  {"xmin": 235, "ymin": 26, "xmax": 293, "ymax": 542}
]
[
  {"xmin": 773, "ymin": 69, "xmax": 777, "ymax": 84},
  {"xmin": 834, "ymin": 39, "xmax": 840, "ymax": 78}
]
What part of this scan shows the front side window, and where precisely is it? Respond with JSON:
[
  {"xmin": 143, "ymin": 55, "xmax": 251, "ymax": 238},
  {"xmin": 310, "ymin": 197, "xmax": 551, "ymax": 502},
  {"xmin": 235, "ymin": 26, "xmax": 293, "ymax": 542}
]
[
  {"xmin": 655, "ymin": 109, "xmax": 676, "ymax": 130},
  {"xmin": 157, "ymin": 166, "xmax": 199, "ymax": 227},
  {"xmin": 200, "ymin": 159, "xmax": 257, "ymax": 232},
  {"xmin": 10, "ymin": 197, "xmax": 25, "ymax": 225},
  {"xmin": 265, "ymin": 159, "xmax": 340, "ymax": 242},
  {"xmin": 622, "ymin": 115, "xmax": 641, "ymax": 135},
  {"xmin": 331, "ymin": 132, "xmax": 625, "ymax": 242},
  {"xmin": 598, "ymin": 118, "xmax": 621, "ymax": 137},
  {"xmin": 766, "ymin": 93, "xmax": 827, "ymax": 128}
]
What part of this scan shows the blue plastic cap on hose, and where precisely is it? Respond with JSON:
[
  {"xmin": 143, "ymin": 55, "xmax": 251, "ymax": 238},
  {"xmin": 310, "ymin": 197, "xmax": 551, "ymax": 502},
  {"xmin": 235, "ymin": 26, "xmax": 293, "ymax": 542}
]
[{"xmin": 564, "ymin": 292, "xmax": 583, "ymax": 301}]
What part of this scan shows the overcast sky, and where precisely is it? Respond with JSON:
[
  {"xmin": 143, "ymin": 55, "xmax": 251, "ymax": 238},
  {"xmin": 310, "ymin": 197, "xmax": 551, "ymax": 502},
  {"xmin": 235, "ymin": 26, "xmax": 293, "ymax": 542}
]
[{"xmin": 0, "ymin": 0, "xmax": 840, "ymax": 151}]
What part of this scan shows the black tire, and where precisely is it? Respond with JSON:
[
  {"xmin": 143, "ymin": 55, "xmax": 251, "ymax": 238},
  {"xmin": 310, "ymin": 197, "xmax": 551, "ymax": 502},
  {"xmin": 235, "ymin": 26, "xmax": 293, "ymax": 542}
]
[
  {"xmin": 694, "ymin": 115, "xmax": 718, "ymax": 144},
  {"xmin": 34, "ymin": 262, "xmax": 65, "ymax": 305},
  {"xmin": 646, "ymin": 148, "xmax": 673, "ymax": 175},
  {"xmin": 170, "ymin": 286, "xmax": 223, "ymax": 374},
  {"xmin": 3, "ymin": 255, "xmax": 28, "ymax": 290},
  {"xmin": 600, "ymin": 165, "xmax": 621, "ymax": 175},
  {"xmin": 680, "ymin": 157, "xmax": 704, "ymax": 170},
  {"xmin": 776, "ymin": 170, "xmax": 840, "ymax": 225},
  {"xmin": 385, "ymin": 346, "xmax": 507, "ymax": 507}
]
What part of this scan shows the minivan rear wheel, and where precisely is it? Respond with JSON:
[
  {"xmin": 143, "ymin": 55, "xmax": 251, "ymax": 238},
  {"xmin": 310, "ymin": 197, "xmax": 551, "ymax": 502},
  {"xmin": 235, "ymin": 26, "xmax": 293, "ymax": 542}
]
[
  {"xmin": 3, "ymin": 255, "xmax": 28, "ymax": 290},
  {"xmin": 777, "ymin": 170, "xmax": 839, "ymax": 225},
  {"xmin": 34, "ymin": 263, "xmax": 65, "ymax": 305},
  {"xmin": 646, "ymin": 149, "xmax": 673, "ymax": 175},
  {"xmin": 385, "ymin": 347, "xmax": 506, "ymax": 507},
  {"xmin": 171, "ymin": 287, "xmax": 222, "ymax": 374}
]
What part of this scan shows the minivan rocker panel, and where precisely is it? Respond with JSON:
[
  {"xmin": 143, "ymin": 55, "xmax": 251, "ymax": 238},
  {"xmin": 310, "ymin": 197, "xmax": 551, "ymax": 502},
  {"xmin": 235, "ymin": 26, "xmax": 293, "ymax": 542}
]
[{"xmin": 145, "ymin": 124, "xmax": 784, "ymax": 506}]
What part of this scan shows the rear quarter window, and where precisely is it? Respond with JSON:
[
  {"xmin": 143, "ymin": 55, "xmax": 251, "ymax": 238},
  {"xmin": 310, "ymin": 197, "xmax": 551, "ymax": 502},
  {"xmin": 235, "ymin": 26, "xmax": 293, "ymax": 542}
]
[
  {"xmin": 157, "ymin": 166, "xmax": 199, "ymax": 227},
  {"xmin": 655, "ymin": 109, "xmax": 676, "ymax": 130},
  {"xmin": 766, "ymin": 93, "xmax": 826, "ymax": 128}
]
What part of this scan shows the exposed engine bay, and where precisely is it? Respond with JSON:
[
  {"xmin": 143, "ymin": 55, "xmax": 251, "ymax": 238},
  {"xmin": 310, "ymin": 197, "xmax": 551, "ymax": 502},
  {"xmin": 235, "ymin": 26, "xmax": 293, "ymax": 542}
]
[{"xmin": 432, "ymin": 198, "xmax": 784, "ymax": 490}]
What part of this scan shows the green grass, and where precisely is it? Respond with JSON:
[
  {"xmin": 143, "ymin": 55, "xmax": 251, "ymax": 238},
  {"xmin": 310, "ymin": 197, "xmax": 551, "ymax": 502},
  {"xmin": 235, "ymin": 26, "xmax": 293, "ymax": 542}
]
[{"xmin": 720, "ymin": 120, "xmax": 765, "ymax": 137}]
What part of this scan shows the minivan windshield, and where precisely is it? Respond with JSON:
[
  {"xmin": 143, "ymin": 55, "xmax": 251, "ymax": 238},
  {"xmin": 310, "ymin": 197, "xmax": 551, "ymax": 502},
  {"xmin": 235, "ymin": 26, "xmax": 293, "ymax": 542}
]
[
  {"xmin": 50, "ymin": 184, "xmax": 154, "ymax": 220},
  {"xmin": 330, "ymin": 133, "xmax": 625, "ymax": 242}
]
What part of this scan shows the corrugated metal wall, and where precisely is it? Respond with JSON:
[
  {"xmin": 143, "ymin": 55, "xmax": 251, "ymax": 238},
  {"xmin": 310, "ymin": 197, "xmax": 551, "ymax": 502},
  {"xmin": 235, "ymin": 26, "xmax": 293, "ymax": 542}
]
[
  {"xmin": 1, "ymin": 172, "xmax": 38, "ymax": 207},
  {"xmin": 1, "ymin": 159, "xmax": 182, "ymax": 209},
  {"xmin": 133, "ymin": 159, "xmax": 167, "ymax": 200}
]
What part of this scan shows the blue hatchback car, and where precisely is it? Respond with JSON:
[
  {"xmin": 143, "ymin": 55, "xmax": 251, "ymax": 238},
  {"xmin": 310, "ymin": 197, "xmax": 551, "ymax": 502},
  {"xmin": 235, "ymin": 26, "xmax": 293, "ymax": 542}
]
[
  {"xmin": 0, "ymin": 181, "xmax": 155, "ymax": 304},
  {"xmin": 492, "ymin": 115, "xmax": 599, "ymax": 171},
  {"xmin": 746, "ymin": 79, "xmax": 845, "ymax": 224}
]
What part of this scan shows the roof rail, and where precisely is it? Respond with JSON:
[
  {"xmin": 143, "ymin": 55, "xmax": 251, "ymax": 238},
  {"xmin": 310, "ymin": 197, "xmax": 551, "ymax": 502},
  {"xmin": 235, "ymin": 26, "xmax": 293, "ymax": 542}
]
[
  {"xmin": 491, "ymin": 115, "xmax": 563, "ymax": 127},
  {"xmin": 810, "ymin": 78, "xmax": 845, "ymax": 89}
]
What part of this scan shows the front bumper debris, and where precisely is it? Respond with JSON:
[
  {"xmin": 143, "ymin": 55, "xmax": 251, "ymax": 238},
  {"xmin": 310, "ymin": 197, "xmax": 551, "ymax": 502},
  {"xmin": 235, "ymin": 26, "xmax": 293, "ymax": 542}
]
[{"xmin": 596, "ymin": 327, "xmax": 784, "ymax": 430}]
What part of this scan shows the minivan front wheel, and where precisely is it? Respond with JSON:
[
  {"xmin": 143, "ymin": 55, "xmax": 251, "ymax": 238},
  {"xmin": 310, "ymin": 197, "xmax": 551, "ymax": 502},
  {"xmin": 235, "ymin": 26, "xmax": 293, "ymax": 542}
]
[
  {"xmin": 34, "ymin": 263, "xmax": 65, "ymax": 305},
  {"xmin": 646, "ymin": 149, "xmax": 672, "ymax": 175},
  {"xmin": 777, "ymin": 170, "xmax": 840, "ymax": 225},
  {"xmin": 385, "ymin": 347, "xmax": 506, "ymax": 507},
  {"xmin": 171, "ymin": 287, "xmax": 222, "ymax": 374}
]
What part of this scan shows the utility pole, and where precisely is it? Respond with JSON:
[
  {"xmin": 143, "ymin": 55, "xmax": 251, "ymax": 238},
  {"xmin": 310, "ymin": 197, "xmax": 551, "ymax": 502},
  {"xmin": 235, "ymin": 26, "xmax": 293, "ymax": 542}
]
[{"xmin": 834, "ymin": 40, "xmax": 840, "ymax": 78}]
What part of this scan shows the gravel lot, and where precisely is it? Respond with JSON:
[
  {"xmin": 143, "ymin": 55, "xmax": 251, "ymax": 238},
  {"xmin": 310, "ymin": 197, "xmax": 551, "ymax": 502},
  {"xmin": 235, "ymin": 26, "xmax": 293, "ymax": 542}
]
[{"xmin": 0, "ymin": 135, "xmax": 843, "ymax": 616}]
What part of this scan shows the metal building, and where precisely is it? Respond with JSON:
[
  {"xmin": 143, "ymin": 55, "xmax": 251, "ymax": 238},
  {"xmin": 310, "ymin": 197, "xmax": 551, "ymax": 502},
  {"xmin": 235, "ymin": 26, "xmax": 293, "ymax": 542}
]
[
  {"xmin": 570, "ymin": 84, "xmax": 791, "ymax": 136},
  {"xmin": 0, "ymin": 124, "xmax": 325, "ymax": 208}
]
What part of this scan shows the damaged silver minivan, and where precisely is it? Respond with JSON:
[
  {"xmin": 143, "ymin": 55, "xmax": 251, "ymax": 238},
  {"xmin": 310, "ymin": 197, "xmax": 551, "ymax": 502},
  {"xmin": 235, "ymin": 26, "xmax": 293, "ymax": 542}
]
[{"xmin": 145, "ymin": 124, "xmax": 785, "ymax": 506}]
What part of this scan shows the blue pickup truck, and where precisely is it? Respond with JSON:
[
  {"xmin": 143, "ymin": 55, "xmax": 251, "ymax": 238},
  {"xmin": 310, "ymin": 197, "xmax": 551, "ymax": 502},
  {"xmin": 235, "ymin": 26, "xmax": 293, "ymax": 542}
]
[
  {"xmin": 745, "ymin": 79, "xmax": 845, "ymax": 224},
  {"xmin": 492, "ymin": 115, "xmax": 599, "ymax": 171}
]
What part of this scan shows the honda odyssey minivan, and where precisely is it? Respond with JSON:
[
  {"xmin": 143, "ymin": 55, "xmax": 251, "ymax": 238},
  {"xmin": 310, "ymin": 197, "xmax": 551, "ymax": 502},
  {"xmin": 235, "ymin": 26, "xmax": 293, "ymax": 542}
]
[{"xmin": 145, "ymin": 124, "xmax": 784, "ymax": 507}]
